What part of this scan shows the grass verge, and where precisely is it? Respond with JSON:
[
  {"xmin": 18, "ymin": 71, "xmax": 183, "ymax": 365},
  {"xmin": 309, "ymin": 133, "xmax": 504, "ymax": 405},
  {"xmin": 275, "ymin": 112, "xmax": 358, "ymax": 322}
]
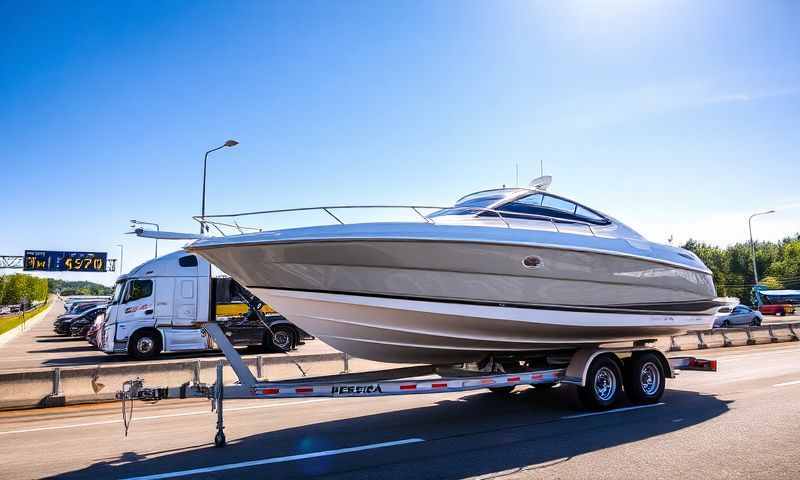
[{"xmin": 0, "ymin": 301, "xmax": 50, "ymax": 336}]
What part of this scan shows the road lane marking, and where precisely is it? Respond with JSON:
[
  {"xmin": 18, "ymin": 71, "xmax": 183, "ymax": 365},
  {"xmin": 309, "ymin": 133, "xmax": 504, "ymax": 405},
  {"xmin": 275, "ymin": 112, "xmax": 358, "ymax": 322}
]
[
  {"xmin": 121, "ymin": 438, "xmax": 425, "ymax": 480},
  {"xmin": 0, "ymin": 398, "xmax": 332, "ymax": 436},
  {"xmin": 773, "ymin": 380, "xmax": 800, "ymax": 387},
  {"xmin": 560, "ymin": 402, "xmax": 665, "ymax": 419}
]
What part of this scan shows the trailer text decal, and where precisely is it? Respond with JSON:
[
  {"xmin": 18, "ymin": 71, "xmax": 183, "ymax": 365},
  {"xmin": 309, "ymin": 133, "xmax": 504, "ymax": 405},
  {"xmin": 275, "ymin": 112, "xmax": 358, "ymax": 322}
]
[{"xmin": 331, "ymin": 385, "xmax": 383, "ymax": 395}]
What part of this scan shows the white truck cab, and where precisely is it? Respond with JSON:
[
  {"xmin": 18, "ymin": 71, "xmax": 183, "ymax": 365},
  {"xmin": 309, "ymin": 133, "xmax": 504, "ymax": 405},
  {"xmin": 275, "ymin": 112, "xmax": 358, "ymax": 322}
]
[
  {"xmin": 103, "ymin": 251, "xmax": 212, "ymax": 358},
  {"xmin": 102, "ymin": 251, "xmax": 307, "ymax": 359}
]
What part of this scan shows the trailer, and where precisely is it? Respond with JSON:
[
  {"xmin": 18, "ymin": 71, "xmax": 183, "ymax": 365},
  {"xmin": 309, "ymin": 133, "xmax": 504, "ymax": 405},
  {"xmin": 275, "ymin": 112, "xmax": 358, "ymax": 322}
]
[{"xmin": 117, "ymin": 322, "xmax": 717, "ymax": 447}]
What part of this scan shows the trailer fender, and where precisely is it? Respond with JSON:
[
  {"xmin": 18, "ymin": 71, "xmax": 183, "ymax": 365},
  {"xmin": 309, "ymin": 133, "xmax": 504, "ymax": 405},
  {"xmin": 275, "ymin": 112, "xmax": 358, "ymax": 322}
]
[{"xmin": 562, "ymin": 347, "xmax": 673, "ymax": 387}]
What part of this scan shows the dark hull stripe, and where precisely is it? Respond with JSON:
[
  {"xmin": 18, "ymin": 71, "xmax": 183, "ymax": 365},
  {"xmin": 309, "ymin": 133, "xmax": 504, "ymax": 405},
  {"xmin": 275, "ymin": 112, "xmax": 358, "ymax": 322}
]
[{"xmin": 249, "ymin": 286, "xmax": 723, "ymax": 316}]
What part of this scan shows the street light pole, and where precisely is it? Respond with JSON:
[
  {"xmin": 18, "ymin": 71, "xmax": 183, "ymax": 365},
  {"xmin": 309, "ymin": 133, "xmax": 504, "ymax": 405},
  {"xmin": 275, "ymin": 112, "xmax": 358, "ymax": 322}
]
[
  {"xmin": 130, "ymin": 220, "xmax": 160, "ymax": 258},
  {"xmin": 748, "ymin": 210, "xmax": 775, "ymax": 286},
  {"xmin": 201, "ymin": 140, "xmax": 239, "ymax": 233},
  {"xmin": 115, "ymin": 244, "xmax": 124, "ymax": 275}
]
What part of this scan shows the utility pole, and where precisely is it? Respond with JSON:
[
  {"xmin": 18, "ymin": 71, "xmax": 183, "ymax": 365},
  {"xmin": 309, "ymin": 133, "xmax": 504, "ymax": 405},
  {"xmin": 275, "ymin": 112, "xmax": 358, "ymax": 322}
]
[{"xmin": 748, "ymin": 210, "xmax": 775, "ymax": 285}]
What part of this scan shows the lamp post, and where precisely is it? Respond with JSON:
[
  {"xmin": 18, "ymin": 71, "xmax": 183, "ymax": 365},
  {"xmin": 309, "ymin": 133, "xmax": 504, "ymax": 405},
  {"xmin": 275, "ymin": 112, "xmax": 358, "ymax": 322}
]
[
  {"xmin": 201, "ymin": 140, "xmax": 239, "ymax": 233},
  {"xmin": 115, "ymin": 244, "xmax": 124, "ymax": 275},
  {"xmin": 130, "ymin": 220, "xmax": 160, "ymax": 258},
  {"xmin": 748, "ymin": 210, "xmax": 775, "ymax": 285}
]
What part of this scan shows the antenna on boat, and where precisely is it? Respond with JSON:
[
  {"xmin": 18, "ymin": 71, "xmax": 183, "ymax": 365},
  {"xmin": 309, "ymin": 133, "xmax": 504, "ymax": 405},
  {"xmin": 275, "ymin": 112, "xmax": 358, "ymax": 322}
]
[
  {"xmin": 529, "ymin": 175, "xmax": 552, "ymax": 191},
  {"xmin": 515, "ymin": 163, "xmax": 519, "ymax": 187},
  {"xmin": 540, "ymin": 159, "xmax": 543, "ymax": 177}
]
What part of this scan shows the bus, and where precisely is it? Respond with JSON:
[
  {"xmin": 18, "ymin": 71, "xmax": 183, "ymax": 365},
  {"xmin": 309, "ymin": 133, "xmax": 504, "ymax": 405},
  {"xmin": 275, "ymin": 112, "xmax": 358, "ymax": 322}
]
[{"xmin": 752, "ymin": 287, "xmax": 800, "ymax": 316}]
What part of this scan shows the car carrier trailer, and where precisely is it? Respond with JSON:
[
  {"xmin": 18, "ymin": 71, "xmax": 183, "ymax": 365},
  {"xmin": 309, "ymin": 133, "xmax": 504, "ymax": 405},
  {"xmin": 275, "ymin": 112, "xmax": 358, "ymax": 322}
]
[{"xmin": 117, "ymin": 321, "xmax": 717, "ymax": 447}]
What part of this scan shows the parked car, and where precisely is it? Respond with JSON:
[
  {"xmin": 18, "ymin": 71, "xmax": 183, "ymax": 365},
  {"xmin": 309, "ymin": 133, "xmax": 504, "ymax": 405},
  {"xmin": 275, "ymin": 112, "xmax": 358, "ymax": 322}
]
[
  {"xmin": 713, "ymin": 305, "xmax": 763, "ymax": 328},
  {"xmin": 54, "ymin": 305, "xmax": 107, "ymax": 336},
  {"xmin": 87, "ymin": 313, "xmax": 107, "ymax": 348},
  {"xmin": 62, "ymin": 301, "xmax": 104, "ymax": 316}
]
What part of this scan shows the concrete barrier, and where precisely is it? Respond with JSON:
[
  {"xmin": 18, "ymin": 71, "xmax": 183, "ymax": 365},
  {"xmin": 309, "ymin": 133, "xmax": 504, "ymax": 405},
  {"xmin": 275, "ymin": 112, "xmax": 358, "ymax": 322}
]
[{"xmin": 0, "ymin": 352, "xmax": 392, "ymax": 410}]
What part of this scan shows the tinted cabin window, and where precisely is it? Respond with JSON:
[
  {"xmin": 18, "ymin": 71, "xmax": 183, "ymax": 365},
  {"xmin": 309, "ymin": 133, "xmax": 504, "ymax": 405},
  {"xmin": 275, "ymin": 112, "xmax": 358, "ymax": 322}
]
[
  {"xmin": 575, "ymin": 205, "xmax": 605, "ymax": 222},
  {"xmin": 541, "ymin": 195, "xmax": 576, "ymax": 214},
  {"xmin": 125, "ymin": 280, "xmax": 153, "ymax": 303},
  {"xmin": 497, "ymin": 193, "xmax": 609, "ymax": 225},
  {"xmin": 179, "ymin": 255, "xmax": 198, "ymax": 267}
]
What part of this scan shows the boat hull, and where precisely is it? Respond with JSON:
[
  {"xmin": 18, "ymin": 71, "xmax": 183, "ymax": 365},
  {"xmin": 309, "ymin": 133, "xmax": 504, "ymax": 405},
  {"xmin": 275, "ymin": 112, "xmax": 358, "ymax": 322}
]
[
  {"xmin": 251, "ymin": 288, "xmax": 716, "ymax": 364},
  {"xmin": 188, "ymin": 226, "xmax": 718, "ymax": 364},
  {"xmin": 191, "ymin": 237, "xmax": 716, "ymax": 311}
]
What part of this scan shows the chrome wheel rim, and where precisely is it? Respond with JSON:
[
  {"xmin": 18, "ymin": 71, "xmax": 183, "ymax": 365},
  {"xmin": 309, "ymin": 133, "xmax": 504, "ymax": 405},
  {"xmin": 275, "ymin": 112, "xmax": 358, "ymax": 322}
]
[
  {"xmin": 594, "ymin": 366, "xmax": 617, "ymax": 401},
  {"xmin": 640, "ymin": 362, "xmax": 660, "ymax": 396},
  {"xmin": 137, "ymin": 337, "xmax": 154, "ymax": 354},
  {"xmin": 273, "ymin": 331, "xmax": 291, "ymax": 350}
]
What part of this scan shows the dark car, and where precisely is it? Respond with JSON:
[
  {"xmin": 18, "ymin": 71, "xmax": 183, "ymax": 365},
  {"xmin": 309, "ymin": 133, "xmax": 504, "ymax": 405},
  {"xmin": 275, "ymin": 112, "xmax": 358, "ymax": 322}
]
[
  {"xmin": 55, "ymin": 305, "xmax": 106, "ymax": 336},
  {"xmin": 713, "ymin": 305, "xmax": 763, "ymax": 328}
]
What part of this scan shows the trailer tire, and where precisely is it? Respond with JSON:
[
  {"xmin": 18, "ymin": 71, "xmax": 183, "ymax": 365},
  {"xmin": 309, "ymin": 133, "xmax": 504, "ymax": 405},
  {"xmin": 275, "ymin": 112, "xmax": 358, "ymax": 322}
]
[
  {"xmin": 128, "ymin": 330, "xmax": 162, "ymax": 360},
  {"xmin": 578, "ymin": 355, "xmax": 623, "ymax": 410},
  {"xmin": 624, "ymin": 352, "xmax": 666, "ymax": 405},
  {"xmin": 488, "ymin": 386, "xmax": 515, "ymax": 395},
  {"xmin": 263, "ymin": 325, "xmax": 296, "ymax": 353},
  {"xmin": 533, "ymin": 382, "xmax": 558, "ymax": 390}
]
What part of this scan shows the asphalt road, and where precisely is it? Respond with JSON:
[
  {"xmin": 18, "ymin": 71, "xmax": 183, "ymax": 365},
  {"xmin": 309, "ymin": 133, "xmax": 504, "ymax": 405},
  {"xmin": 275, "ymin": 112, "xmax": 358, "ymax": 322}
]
[
  {"xmin": 0, "ymin": 297, "xmax": 337, "ymax": 373},
  {"xmin": 1, "ymin": 342, "xmax": 799, "ymax": 479}
]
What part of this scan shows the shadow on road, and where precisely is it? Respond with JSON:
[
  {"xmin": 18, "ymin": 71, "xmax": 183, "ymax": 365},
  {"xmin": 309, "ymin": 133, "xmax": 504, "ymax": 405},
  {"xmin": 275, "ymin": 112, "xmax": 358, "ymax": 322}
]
[
  {"xmin": 30, "ymin": 345, "xmax": 97, "ymax": 354},
  {"xmin": 35, "ymin": 336, "xmax": 85, "ymax": 343},
  {"xmin": 52, "ymin": 386, "xmax": 731, "ymax": 479}
]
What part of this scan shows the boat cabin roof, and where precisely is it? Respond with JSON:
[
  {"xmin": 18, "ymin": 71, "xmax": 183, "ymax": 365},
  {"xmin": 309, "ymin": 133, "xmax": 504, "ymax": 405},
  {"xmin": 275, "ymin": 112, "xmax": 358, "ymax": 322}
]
[{"xmin": 440, "ymin": 188, "xmax": 611, "ymax": 226}]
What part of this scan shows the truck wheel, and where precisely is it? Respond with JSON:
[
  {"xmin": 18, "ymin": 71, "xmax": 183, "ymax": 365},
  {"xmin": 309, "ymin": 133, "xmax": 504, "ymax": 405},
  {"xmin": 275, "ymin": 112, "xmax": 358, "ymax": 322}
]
[
  {"xmin": 624, "ymin": 353, "xmax": 665, "ymax": 405},
  {"xmin": 578, "ymin": 355, "xmax": 623, "ymax": 410},
  {"xmin": 128, "ymin": 330, "xmax": 162, "ymax": 360},
  {"xmin": 264, "ymin": 325, "xmax": 296, "ymax": 353}
]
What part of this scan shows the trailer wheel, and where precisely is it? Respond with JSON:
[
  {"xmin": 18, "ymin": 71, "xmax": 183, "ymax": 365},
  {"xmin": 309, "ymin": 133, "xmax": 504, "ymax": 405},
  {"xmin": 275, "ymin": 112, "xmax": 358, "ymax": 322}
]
[
  {"xmin": 128, "ymin": 330, "xmax": 162, "ymax": 360},
  {"xmin": 264, "ymin": 325, "xmax": 296, "ymax": 353},
  {"xmin": 578, "ymin": 355, "xmax": 623, "ymax": 410},
  {"xmin": 488, "ymin": 386, "xmax": 515, "ymax": 395},
  {"xmin": 624, "ymin": 352, "xmax": 666, "ymax": 405}
]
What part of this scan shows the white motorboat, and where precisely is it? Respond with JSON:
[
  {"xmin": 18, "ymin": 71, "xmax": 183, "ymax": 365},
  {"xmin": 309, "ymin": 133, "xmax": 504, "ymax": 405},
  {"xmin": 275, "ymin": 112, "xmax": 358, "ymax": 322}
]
[{"xmin": 186, "ymin": 177, "xmax": 719, "ymax": 364}]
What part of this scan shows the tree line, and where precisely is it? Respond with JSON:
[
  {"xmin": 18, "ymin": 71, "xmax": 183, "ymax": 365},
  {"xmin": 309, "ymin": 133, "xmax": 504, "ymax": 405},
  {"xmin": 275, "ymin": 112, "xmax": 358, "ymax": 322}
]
[
  {"xmin": 46, "ymin": 279, "xmax": 112, "ymax": 297},
  {"xmin": 0, "ymin": 274, "xmax": 49, "ymax": 306},
  {"xmin": 683, "ymin": 234, "xmax": 800, "ymax": 304}
]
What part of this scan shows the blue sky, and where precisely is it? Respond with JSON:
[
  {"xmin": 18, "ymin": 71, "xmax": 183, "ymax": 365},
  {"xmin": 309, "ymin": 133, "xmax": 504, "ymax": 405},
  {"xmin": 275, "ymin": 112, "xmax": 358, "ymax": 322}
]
[{"xmin": 1, "ymin": 0, "xmax": 799, "ymax": 285}]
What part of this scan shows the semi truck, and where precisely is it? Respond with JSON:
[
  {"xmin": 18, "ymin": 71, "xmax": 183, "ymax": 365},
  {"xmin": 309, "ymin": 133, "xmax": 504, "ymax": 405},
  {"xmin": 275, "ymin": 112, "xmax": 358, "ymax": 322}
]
[{"xmin": 101, "ymin": 251, "xmax": 311, "ymax": 359}]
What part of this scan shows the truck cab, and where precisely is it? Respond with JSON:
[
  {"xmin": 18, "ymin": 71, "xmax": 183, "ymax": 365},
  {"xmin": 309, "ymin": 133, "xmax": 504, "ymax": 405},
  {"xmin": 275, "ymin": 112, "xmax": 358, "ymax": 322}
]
[{"xmin": 102, "ymin": 251, "xmax": 308, "ymax": 359}]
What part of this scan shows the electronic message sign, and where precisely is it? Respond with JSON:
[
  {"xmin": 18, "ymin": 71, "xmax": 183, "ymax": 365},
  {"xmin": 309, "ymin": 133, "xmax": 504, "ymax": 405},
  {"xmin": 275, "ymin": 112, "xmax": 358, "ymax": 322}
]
[{"xmin": 23, "ymin": 250, "xmax": 108, "ymax": 272}]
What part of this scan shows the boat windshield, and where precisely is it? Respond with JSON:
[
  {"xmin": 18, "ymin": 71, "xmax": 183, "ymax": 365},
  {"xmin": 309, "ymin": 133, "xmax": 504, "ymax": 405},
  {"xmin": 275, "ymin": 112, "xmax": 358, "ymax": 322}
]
[{"xmin": 429, "ymin": 189, "xmax": 522, "ymax": 218}]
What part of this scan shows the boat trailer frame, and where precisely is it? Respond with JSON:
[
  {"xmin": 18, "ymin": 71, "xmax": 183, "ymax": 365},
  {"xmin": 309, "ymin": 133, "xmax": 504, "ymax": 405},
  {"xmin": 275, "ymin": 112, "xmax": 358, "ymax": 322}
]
[{"xmin": 117, "ymin": 322, "xmax": 717, "ymax": 447}]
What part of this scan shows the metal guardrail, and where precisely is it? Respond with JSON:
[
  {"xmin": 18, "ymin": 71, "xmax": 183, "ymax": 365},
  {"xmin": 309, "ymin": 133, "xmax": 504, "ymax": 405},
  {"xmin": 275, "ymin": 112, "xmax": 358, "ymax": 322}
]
[
  {"xmin": 193, "ymin": 204, "xmax": 603, "ymax": 236},
  {"xmin": 669, "ymin": 322, "xmax": 800, "ymax": 351}
]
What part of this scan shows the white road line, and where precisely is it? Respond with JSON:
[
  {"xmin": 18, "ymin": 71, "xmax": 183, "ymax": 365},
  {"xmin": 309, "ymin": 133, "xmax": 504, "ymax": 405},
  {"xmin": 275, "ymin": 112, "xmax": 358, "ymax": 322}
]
[
  {"xmin": 560, "ymin": 402, "xmax": 665, "ymax": 419},
  {"xmin": 0, "ymin": 398, "xmax": 332, "ymax": 436},
  {"xmin": 773, "ymin": 380, "xmax": 800, "ymax": 388},
  {"xmin": 121, "ymin": 438, "xmax": 426, "ymax": 480}
]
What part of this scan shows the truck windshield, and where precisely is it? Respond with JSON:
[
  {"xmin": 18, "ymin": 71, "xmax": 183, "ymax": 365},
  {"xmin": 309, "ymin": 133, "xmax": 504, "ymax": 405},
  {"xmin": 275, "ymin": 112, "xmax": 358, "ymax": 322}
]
[{"xmin": 110, "ymin": 281, "xmax": 125, "ymax": 305}]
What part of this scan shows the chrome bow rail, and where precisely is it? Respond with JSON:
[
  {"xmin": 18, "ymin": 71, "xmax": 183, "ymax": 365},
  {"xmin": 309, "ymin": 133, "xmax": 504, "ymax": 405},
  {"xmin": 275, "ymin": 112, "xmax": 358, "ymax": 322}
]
[{"xmin": 193, "ymin": 205, "xmax": 600, "ymax": 236}]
